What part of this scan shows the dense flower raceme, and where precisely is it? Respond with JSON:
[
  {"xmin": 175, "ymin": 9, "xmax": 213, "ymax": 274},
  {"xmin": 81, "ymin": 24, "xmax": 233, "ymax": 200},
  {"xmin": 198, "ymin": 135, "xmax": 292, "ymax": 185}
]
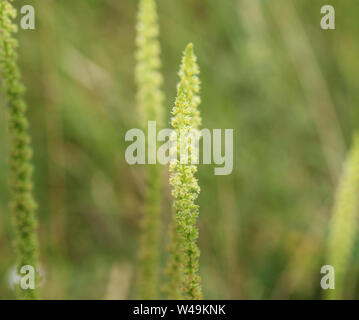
[
  {"xmin": 167, "ymin": 43, "xmax": 202, "ymax": 300},
  {"xmin": 135, "ymin": 0, "xmax": 164, "ymax": 299},
  {"xmin": 0, "ymin": 0, "xmax": 40, "ymax": 299},
  {"xmin": 135, "ymin": 0, "xmax": 164, "ymax": 129}
]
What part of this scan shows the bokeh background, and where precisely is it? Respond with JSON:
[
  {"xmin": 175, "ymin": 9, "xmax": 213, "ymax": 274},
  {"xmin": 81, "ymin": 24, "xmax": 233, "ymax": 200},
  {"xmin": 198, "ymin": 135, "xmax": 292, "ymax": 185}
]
[{"xmin": 1, "ymin": 0, "xmax": 359, "ymax": 299}]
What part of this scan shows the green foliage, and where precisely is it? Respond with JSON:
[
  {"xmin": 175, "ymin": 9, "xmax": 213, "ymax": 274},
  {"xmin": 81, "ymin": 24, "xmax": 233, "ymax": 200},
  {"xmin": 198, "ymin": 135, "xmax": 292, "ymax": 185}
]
[
  {"xmin": 167, "ymin": 43, "xmax": 202, "ymax": 300},
  {"xmin": 135, "ymin": 0, "xmax": 164, "ymax": 299},
  {"xmin": 326, "ymin": 132, "xmax": 359, "ymax": 299},
  {"xmin": 0, "ymin": 0, "xmax": 39, "ymax": 300}
]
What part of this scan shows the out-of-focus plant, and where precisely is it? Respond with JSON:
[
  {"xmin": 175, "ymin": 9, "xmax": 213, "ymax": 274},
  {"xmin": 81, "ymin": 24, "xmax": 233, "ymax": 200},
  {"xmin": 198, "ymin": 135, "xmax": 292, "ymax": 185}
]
[
  {"xmin": 166, "ymin": 43, "xmax": 202, "ymax": 300},
  {"xmin": 135, "ymin": 0, "xmax": 164, "ymax": 299},
  {"xmin": 326, "ymin": 132, "xmax": 359, "ymax": 299},
  {"xmin": 0, "ymin": 0, "xmax": 40, "ymax": 300}
]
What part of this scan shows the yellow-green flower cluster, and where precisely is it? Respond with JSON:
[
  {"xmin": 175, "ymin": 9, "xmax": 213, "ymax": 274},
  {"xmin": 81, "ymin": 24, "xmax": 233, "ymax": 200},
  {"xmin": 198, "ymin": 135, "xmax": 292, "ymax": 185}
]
[
  {"xmin": 135, "ymin": 0, "xmax": 164, "ymax": 128},
  {"xmin": 135, "ymin": 0, "xmax": 164, "ymax": 299},
  {"xmin": 168, "ymin": 43, "xmax": 202, "ymax": 300},
  {"xmin": 0, "ymin": 0, "xmax": 39, "ymax": 300},
  {"xmin": 326, "ymin": 132, "xmax": 359, "ymax": 299}
]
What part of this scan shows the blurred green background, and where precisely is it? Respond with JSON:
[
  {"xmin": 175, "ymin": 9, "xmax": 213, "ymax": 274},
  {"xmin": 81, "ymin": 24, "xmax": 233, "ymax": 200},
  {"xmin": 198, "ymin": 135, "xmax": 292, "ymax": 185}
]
[{"xmin": 1, "ymin": 0, "xmax": 359, "ymax": 299}]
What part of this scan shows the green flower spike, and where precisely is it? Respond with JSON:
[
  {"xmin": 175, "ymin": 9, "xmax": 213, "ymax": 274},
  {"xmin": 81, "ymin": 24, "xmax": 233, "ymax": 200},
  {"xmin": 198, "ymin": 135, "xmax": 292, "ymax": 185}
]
[
  {"xmin": 0, "ymin": 0, "xmax": 40, "ymax": 300},
  {"xmin": 135, "ymin": 0, "xmax": 164, "ymax": 299},
  {"xmin": 167, "ymin": 43, "xmax": 202, "ymax": 300}
]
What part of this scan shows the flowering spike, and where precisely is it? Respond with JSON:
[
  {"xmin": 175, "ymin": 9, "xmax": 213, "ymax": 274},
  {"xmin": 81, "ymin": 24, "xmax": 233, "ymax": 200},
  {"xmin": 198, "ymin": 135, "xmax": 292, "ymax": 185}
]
[
  {"xmin": 0, "ymin": 0, "xmax": 40, "ymax": 300},
  {"xmin": 171, "ymin": 43, "xmax": 201, "ymax": 131},
  {"xmin": 135, "ymin": 0, "xmax": 164, "ymax": 299},
  {"xmin": 135, "ymin": 0, "xmax": 164, "ymax": 128},
  {"xmin": 167, "ymin": 43, "xmax": 202, "ymax": 300}
]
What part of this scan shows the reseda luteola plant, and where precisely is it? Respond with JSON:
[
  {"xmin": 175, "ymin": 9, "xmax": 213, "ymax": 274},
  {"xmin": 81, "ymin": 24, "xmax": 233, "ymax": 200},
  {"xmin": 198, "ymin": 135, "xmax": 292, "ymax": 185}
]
[
  {"xmin": 167, "ymin": 43, "xmax": 202, "ymax": 300},
  {"xmin": 326, "ymin": 132, "xmax": 359, "ymax": 299},
  {"xmin": 0, "ymin": 0, "xmax": 40, "ymax": 299},
  {"xmin": 135, "ymin": 0, "xmax": 164, "ymax": 299}
]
